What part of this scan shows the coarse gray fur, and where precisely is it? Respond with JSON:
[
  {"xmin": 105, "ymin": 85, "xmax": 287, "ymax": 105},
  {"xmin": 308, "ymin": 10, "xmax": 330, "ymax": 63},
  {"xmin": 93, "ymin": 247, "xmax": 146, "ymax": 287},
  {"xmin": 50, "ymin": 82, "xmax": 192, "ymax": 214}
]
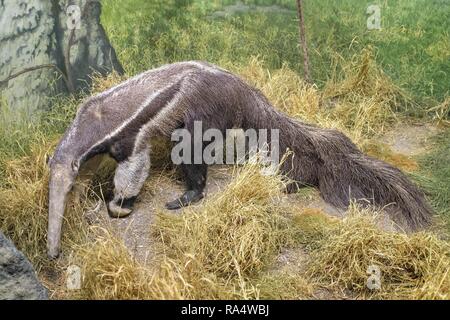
[{"xmin": 47, "ymin": 61, "xmax": 433, "ymax": 258}]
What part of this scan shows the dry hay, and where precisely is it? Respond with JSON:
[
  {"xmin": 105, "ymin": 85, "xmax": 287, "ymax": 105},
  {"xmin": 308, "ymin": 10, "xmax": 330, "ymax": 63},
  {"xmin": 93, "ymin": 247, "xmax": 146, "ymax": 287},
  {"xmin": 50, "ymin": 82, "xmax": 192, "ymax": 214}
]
[
  {"xmin": 237, "ymin": 49, "xmax": 407, "ymax": 146},
  {"xmin": 427, "ymin": 96, "xmax": 450, "ymax": 125},
  {"xmin": 361, "ymin": 141, "xmax": 418, "ymax": 172},
  {"xmin": 72, "ymin": 161, "xmax": 303, "ymax": 299},
  {"xmin": 0, "ymin": 137, "xmax": 91, "ymax": 269},
  {"xmin": 306, "ymin": 204, "xmax": 450, "ymax": 299}
]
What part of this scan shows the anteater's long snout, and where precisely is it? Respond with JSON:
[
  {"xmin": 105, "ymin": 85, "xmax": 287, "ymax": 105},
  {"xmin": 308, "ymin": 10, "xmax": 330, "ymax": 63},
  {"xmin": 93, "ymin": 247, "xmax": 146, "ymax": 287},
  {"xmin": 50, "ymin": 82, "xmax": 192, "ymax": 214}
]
[{"xmin": 47, "ymin": 164, "xmax": 76, "ymax": 259}]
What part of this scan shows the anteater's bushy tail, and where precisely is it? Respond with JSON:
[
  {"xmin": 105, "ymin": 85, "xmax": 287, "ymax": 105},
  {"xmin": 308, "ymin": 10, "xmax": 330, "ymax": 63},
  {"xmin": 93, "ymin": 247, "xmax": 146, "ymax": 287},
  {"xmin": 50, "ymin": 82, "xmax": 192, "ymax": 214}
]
[
  {"xmin": 244, "ymin": 90, "xmax": 433, "ymax": 231},
  {"xmin": 283, "ymin": 120, "xmax": 434, "ymax": 231},
  {"xmin": 322, "ymin": 157, "xmax": 433, "ymax": 231}
]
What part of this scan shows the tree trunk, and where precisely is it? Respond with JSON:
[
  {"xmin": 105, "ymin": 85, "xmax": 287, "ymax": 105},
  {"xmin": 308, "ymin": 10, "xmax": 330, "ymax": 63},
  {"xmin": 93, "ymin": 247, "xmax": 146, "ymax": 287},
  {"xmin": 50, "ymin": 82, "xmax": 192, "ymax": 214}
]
[
  {"xmin": 0, "ymin": 0, "xmax": 124, "ymax": 113},
  {"xmin": 296, "ymin": 0, "xmax": 311, "ymax": 83}
]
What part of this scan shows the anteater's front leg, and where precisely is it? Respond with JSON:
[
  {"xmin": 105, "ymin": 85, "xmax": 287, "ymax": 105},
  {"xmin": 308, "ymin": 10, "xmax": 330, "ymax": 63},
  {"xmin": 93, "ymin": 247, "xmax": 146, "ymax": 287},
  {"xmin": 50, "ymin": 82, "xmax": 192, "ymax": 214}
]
[
  {"xmin": 107, "ymin": 147, "xmax": 150, "ymax": 218},
  {"xmin": 166, "ymin": 163, "xmax": 207, "ymax": 210},
  {"xmin": 72, "ymin": 154, "xmax": 104, "ymax": 204}
]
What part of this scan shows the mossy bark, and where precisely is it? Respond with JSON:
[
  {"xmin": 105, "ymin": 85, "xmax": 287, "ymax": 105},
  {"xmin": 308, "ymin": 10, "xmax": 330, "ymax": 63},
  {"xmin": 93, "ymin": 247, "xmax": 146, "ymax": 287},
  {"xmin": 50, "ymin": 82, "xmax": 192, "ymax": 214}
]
[{"xmin": 0, "ymin": 0, "xmax": 123, "ymax": 113}]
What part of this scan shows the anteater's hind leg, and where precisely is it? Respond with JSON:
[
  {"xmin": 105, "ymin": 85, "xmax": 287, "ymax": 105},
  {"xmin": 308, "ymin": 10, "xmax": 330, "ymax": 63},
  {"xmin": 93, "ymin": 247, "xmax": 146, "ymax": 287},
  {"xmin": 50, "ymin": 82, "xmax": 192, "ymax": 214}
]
[
  {"xmin": 108, "ymin": 147, "xmax": 150, "ymax": 218},
  {"xmin": 166, "ymin": 163, "xmax": 207, "ymax": 210}
]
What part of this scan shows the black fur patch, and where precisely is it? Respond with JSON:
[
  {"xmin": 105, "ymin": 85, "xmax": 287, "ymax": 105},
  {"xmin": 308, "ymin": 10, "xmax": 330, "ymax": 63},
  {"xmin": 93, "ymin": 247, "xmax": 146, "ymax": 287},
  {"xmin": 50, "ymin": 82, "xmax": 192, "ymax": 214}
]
[{"xmin": 119, "ymin": 196, "xmax": 137, "ymax": 209}]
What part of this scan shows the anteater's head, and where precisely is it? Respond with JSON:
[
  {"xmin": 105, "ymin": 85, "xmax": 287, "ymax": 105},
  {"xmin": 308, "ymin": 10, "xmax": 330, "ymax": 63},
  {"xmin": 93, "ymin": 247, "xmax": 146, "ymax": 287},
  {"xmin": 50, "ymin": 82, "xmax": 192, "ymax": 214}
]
[{"xmin": 47, "ymin": 156, "xmax": 80, "ymax": 259}]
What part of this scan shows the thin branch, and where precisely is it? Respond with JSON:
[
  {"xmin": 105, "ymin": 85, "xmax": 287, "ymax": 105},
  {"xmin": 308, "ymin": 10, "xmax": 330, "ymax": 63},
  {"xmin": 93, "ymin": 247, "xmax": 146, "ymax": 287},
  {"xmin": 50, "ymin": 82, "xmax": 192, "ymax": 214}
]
[
  {"xmin": 0, "ymin": 64, "xmax": 70, "ymax": 89},
  {"xmin": 296, "ymin": 0, "xmax": 311, "ymax": 83}
]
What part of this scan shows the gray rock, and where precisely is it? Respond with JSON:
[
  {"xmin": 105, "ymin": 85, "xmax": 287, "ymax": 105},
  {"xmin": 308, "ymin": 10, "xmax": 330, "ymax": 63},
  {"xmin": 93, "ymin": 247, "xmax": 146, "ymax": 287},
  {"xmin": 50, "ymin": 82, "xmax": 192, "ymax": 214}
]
[
  {"xmin": 0, "ymin": 0, "xmax": 123, "ymax": 113},
  {"xmin": 0, "ymin": 232, "xmax": 48, "ymax": 300}
]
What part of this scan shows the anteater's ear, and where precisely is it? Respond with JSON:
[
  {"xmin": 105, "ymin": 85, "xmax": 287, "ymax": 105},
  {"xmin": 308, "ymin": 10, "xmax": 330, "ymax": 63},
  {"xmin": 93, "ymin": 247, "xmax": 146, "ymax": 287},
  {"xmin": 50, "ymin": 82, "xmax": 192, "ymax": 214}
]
[{"xmin": 71, "ymin": 159, "xmax": 80, "ymax": 172}]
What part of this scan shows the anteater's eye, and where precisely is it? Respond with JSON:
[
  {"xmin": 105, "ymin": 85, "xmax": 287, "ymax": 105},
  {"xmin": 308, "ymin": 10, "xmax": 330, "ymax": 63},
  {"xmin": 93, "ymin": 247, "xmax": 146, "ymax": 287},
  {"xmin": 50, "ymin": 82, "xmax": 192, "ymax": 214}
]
[
  {"xmin": 46, "ymin": 154, "xmax": 53, "ymax": 167},
  {"xmin": 71, "ymin": 160, "xmax": 80, "ymax": 172}
]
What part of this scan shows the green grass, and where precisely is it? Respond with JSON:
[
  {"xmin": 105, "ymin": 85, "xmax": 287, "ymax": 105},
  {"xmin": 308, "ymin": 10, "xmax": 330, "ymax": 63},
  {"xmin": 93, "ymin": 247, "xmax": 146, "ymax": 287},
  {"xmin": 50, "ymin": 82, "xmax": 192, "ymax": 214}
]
[
  {"xmin": 0, "ymin": 97, "xmax": 77, "ymax": 184},
  {"xmin": 101, "ymin": 0, "xmax": 449, "ymax": 105},
  {"xmin": 417, "ymin": 129, "xmax": 450, "ymax": 229}
]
